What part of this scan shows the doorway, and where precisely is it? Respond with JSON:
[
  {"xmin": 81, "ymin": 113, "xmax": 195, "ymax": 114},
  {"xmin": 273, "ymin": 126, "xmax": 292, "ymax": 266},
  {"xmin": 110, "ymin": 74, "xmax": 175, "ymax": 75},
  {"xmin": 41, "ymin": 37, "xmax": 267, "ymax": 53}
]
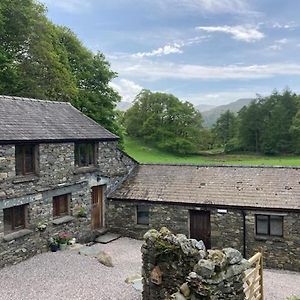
[
  {"xmin": 91, "ymin": 185, "xmax": 104, "ymax": 229},
  {"xmin": 190, "ymin": 210, "xmax": 211, "ymax": 248}
]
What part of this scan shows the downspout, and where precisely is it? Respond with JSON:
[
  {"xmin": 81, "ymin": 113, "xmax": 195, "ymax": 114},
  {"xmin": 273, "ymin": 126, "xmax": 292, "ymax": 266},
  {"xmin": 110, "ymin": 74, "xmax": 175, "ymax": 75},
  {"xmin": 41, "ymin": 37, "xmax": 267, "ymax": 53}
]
[{"xmin": 242, "ymin": 210, "xmax": 246, "ymax": 258}]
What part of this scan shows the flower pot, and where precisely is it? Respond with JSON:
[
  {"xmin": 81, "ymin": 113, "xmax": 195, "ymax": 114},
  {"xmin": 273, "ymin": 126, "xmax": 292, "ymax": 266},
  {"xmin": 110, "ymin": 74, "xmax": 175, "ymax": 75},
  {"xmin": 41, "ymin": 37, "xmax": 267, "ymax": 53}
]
[
  {"xmin": 59, "ymin": 243, "xmax": 68, "ymax": 251},
  {"xmin": 50, "ymin": 244, "xmax": 58, "ymax": 252}
]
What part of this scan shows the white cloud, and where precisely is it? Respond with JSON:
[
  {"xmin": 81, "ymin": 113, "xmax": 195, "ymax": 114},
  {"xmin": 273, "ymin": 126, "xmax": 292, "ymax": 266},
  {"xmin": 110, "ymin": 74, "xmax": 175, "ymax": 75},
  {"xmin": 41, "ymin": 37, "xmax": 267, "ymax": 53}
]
[
  {"xmin": 159, "ymin": 0, "xmax": 251, "ymax": 14},
  {"xmin": 111, "ymin": 59, "xmax": 300, "ymax": 81},
  {"xmin": 133, "ymin": 44, "xmax": 183, "ymax": 58},
  {"xmin": 42, "ymin": 0, "xmax": 91, "ymax": 13},
  {"xmin": 110, "ymin": 79, "xmax": 143, "ymax": 102},
  {"xmin": 268, "ymin": 38, "xmax": 289, "ymax": 51},
  {"xmin": 196, "ymin": 25, "xmax": 264, "ymax": 42},
  {"xmin": 272, "ymin": 22, "xmax": 298, "ymax": 30}
]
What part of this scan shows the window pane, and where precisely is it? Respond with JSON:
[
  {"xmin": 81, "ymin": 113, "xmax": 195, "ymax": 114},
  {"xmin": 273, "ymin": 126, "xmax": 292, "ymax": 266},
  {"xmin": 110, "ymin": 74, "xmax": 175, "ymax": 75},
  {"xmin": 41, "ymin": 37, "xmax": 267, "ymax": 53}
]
[
  {"xmin": 4, "ymin": 208, "xmax": 13, "ymax": 232},
  {"xmin": 75, "ymin": 143, "xmax": 95, "ymax": 167},
  {"xmin": 24, "ymin": 145, "xmax": 34, "ymax": 174},
  {"xmin": 270, "ymin": 216, "xmax": 283, "ymax": 236},
  {"xmin": 53, "ymin": 194, "xmax": 69, "ymax": 217},
  {"xmin": 256, "ymin": 215, "xmax": 269, "ymax": 235},
  {"xmin": 15, "ymin": 146, "xmax": 23, "ymax": 175},
  {"xmin": 137, "ymin": 205, "xmax": 149, "ymax": 225},
  {"xmin": 14, "ymin": 206, "xmax": 25, "ymax": 229}
]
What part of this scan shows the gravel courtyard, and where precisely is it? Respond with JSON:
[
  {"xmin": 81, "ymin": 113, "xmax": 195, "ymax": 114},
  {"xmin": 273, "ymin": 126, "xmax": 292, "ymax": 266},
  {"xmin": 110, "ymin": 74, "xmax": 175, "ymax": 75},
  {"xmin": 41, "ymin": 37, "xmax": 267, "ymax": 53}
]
[{"xmin": 0, "ymin": 237, "xmax": 299, "ymax": 300}]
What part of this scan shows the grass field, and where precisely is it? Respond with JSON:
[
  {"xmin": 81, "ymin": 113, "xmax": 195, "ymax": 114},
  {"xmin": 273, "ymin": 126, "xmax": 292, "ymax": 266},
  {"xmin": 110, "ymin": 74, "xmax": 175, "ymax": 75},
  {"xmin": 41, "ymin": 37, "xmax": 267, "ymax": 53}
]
[{"xmin": 124, "ymin": 136, "xmax": 300, "ymax": 166}]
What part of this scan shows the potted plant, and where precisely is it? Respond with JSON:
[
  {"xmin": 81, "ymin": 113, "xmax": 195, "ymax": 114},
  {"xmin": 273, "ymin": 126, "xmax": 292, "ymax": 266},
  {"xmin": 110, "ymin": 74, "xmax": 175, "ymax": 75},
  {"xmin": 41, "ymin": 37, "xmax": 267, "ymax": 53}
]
[
  {"xmin": 57, "ymin": 231, "xmax": 72, "ymax": 250},
  {"xmin": 48, "ymin": 237, "xmax": 59, "ymax": 252}
]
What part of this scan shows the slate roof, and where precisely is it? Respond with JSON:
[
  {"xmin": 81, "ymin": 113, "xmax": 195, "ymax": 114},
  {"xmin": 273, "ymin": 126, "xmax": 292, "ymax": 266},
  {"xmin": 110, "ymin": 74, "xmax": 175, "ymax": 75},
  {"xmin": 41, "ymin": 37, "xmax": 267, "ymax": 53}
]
[
  {"xmin": 0, "ymin": 95, "xmax": 118, "ymax": 142},
  {"xmin": 109, "ymin": 164, "xmax": 300, "ymax": 210}
]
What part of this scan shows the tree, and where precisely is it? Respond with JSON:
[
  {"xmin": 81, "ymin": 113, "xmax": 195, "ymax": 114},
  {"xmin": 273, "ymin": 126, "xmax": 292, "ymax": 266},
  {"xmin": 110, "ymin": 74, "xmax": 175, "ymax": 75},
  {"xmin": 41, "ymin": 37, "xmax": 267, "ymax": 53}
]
[
  {"xmin": 213, "ymin": 110, "xmax": 237, "ymax": 146},
  {"xmin": 0, "ymin": 0, "xmax": 121, "ymax": 137},
  {"xmin": 124, "ymin": 90, "xmax": 204, "ymax": 154}
]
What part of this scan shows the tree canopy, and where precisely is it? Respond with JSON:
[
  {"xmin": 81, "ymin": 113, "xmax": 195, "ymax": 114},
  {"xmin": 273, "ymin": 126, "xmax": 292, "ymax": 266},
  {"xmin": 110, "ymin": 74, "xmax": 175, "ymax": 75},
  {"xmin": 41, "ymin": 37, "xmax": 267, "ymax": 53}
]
[
  {"xmin": 124, "ymin": 90, "xmax": 204, "ymax": 154},
  {"xmin": 0, "ymin": 0, "xmax": 120, "ymax": 135}
]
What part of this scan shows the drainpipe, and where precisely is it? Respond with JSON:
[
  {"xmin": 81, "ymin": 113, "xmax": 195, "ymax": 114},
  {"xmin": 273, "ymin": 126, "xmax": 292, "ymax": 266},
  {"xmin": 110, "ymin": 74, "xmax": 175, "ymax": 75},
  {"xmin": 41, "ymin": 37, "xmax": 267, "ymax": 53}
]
[{"xmin": 242, "ymin": 210, "xmax": 246, "ymax": 258}]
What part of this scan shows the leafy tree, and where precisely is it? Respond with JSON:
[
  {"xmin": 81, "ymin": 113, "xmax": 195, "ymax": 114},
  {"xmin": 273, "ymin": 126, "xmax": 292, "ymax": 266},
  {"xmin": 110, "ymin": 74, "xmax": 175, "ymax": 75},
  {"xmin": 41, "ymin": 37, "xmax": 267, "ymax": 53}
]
[
  {"xmin": 124, "ymin": 90, "xmax": 203, "ymax": 154},
  {"xmin": 213, "ymin": 110, "xmax": 237, "ymax": 146},
  {"xmin": 0, "ymin": 0, "xmax": 121, "ymax": 137}
]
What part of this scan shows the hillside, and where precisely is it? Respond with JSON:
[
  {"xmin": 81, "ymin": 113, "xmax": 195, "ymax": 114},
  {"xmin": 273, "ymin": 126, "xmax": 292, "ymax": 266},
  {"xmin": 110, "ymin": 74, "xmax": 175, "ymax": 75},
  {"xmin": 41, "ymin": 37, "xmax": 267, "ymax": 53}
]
[{"xmin": 200, "ymin": 98, "xmax": 253, "ymax": 127}]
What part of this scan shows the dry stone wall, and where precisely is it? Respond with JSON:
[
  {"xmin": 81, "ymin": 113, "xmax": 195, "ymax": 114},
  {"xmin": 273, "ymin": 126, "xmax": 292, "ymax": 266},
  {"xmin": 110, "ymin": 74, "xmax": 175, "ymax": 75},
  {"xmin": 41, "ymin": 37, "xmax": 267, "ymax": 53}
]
[{"xmin": 142, "ymin": 228, "xmax": 249, "ymax": 300}]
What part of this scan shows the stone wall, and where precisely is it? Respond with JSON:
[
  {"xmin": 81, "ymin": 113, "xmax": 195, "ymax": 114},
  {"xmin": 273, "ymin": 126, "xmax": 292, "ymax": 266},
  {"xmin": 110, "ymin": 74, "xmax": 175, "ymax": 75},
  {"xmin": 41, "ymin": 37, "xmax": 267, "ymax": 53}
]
[
  {"xmin": 107, "ymin": 200, "xmax": 300, "ymax": 271},
  {"xmin": 245, "ymin": 211, "xmax": 300, "ymax": 271},
  {"xmin": 142, "ymin": 228, "xmax": 249, "ymax": 300},
  {"xmin": 0, "ymin": 141, "xmax": 137, "ymax": 267}
]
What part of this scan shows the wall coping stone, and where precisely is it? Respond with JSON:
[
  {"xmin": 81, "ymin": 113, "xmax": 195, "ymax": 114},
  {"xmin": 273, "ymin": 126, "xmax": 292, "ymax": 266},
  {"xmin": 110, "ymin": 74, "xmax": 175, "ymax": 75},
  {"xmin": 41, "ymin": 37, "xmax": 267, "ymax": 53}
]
[{"xmin": 3, "ymin": 229, "xmax": 33, "ymax": 242}]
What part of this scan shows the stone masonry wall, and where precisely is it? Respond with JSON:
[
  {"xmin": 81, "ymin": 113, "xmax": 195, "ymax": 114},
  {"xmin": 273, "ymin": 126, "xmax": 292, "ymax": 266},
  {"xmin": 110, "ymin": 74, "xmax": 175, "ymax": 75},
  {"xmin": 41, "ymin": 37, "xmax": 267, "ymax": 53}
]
[
  {"xmin": 0, "ymin": 141, "xmax": 136, "ymax": 267},
  {"xmin": 245, "ymin": 211, "xmax": 300, "ymax": 271},
  {"xmin": 142, "ymin": 227, "xmax": 249, "ymax": 300},
  {"xmin": 107, "ymin": 200, "xmax": 300, "ymax": 271}
]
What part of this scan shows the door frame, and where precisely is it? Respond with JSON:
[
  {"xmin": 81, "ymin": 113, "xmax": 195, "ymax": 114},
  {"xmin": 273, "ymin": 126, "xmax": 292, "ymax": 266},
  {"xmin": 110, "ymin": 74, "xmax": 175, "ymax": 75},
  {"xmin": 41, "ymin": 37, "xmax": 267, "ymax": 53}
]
[
  {"xmin": 189, "ymin": 209, "xmax": 211, "ymax": 248},
  {"xmin": 91, "ymin": 185, "xmax": 105, "ymax": 229}
]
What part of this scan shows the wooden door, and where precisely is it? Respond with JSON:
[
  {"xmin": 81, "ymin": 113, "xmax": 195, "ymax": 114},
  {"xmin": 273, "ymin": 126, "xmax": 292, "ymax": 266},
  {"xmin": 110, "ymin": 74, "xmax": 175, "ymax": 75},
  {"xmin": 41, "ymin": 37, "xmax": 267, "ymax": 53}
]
[
  {"xmin": 190, "ymin": 210, "xmax": 211, "ymax": 248},
  {"xmin": 91, "ymin": 186, "xmax": 103, "ymax": 229}
]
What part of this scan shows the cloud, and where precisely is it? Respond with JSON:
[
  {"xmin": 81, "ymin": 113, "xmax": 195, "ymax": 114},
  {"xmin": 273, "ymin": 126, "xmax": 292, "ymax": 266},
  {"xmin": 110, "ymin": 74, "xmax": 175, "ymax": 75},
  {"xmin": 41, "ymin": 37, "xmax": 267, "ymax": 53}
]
[
  {"xmin": 133, "ymin": 44, "xmax": 183, "ymax": 58},
  {"xmin": 111, "ymin": 59, "xmax": 300, "ymax": 81},
  {"xmin": 131, "ymin": 36, "xmax": 209, "ymax": 58},
  {"xmin": 268, "ymin": 38, "xmax": 289, "ymax": 51},
  {"xmin": 272, "ymin": 22, "xmax": 298, "ymax": 30},
  {"xmin": 110, "ymin": 79, "xmax": 143, "ymax": 102},
  {"xmin": 42, "ymin": 0, "xmax": 91, "ymax": 13},
  {"xmin": 158, "ymin": 0, "xmax": 251, "ymax": 14},
  {"xmin": 196, "ymin": 25, "xmax": 264, "ymax": 42}
]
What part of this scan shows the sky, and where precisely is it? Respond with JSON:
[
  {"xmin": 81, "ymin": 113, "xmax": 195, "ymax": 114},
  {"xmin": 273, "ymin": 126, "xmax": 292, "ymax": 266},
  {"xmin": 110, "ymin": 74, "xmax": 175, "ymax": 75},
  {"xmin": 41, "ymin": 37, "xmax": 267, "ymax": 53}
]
[{"xmin": 42, "ymin": 0, "xmax": 300, "ymax": 106}]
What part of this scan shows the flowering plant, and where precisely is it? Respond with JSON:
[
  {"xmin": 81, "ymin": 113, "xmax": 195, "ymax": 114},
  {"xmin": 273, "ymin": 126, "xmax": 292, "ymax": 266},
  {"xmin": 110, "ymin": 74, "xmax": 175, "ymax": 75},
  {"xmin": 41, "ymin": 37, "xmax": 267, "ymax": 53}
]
[
  {"xmin": 48, "ymin": 236, "xmax": 58, "ymax": 246},
  {"xmin": 57, "ymin": 232, "xmax": 72, "ymax": 244}
]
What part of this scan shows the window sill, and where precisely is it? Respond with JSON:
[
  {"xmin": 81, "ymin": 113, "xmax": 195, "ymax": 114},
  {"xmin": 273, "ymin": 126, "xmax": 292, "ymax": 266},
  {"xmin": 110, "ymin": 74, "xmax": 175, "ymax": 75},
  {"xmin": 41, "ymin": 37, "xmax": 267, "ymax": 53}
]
[
  {"xmin": 254, "ymin": 235, "xmax": 284, "ymax": 242},
  {"xmin": 52, "ymin": 215, "xmax": 75, "ymax": 225},
  {"xmin": 13, "ymin": 175, "xmax": 39, "ymax": 184},
  {"xmin": 74, "ymin": 166, "xmax": 99, "ymax": 175},
  {"xmin": 3, "ymin": 229, "xmax": 33, "ymax": 242},
  {"xmin": 136, "ymin": 223, "xmax": 150, "ymax": 227}
]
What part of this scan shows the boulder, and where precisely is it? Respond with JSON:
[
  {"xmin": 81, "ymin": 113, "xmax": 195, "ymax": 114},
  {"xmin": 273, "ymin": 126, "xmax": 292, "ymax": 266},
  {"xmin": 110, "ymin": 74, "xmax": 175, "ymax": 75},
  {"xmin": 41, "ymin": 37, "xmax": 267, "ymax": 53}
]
[
  {"xmin": 180, "ymin": 282, "xmax": 191, "ymax": 297},
  {"xmin": 194, "ymin": 259, "xmax": 215, "ymax": 278},
  {"xmin": 97, "ymin": 251, "xmax": 113, "ymax": 267},
  {"xmin": 223, "ymin": 248, "xmax": 243, "ymax": 265},
  {"xmin": 207, "ymin": 250, "xmax": 227, "ymax": 270}
]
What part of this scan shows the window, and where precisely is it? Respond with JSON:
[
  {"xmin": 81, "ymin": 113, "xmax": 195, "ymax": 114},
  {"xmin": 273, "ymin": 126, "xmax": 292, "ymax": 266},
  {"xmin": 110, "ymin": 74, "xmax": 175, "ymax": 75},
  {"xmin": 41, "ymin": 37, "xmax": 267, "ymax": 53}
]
[
  {"xmin": 255, "ymin": 214, "xmax": 283, "ymax": 237},
  {"xmin": 4, "ymin": 205, "xmax": 27, "ymax": 233},
  {"xmin": 75, "ymin": 143, "xmax": 96, "ymax": 167},
  {"xmin": 53, "ymin": 194, "xmax": 70, "ymax": 217},
  {"xmin": 137, "ymin": 205, "xmax": 149, "ymax": 225},
  {"xmin": 15, "ymin": 144, "xmax": 37, "ymax": 175}
]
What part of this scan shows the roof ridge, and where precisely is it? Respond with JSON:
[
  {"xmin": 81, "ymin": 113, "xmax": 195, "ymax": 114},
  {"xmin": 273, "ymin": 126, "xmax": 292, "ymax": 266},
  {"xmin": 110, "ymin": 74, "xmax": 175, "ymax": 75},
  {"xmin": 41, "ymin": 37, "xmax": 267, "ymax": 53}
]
[
  {"xmin": 140, "ymin": 163, "xmax": 300, "ymax": 169},
  {"xmin": 0, "ymin": 95, "xmax": 69, "ymax": 105}
]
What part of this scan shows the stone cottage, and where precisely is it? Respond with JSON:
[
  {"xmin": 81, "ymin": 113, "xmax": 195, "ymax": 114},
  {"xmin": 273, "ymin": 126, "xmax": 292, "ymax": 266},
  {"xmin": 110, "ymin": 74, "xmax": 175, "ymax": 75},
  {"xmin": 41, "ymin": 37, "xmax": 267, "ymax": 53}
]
[
  {"xmin": 0, "ymin": 95, "xmax": 136, "ymax": 267},
  {"xmin": 107, "ymin": 164, "xmax": 300, "ymax": 271}
]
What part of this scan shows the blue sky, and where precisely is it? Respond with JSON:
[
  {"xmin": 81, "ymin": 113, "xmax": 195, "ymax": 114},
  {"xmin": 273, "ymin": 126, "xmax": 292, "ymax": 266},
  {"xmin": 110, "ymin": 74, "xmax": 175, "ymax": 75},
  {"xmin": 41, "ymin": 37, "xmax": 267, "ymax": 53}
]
[{"xmin": 43, "ymin": 0, "xmax": 300, "ymax": 106}]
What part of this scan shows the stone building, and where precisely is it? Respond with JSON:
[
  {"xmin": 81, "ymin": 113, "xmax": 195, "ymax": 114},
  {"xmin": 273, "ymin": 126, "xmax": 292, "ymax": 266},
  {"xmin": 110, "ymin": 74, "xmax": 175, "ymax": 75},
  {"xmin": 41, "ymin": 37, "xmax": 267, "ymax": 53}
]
[
  {"xmin": 0, "ymin": 95, "xmax": 136, "ymax": 267},
  {"xmin": 107, "ymin": 164, "xmax": 300, "ymax": 271}
]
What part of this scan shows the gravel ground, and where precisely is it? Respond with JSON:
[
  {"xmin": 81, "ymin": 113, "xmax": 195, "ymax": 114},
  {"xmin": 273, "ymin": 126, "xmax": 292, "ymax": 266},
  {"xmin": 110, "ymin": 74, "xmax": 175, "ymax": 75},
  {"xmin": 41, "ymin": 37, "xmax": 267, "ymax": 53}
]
[{"xmin": 0, "ymin": 237, "xmax": 299, "ymax": 300}]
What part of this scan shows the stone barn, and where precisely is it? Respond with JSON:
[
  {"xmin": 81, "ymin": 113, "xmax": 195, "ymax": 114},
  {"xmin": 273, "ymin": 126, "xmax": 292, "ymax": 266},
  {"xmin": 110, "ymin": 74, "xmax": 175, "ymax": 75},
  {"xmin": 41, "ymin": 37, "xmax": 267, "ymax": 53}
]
[
  {"xmin": 107, "ymin": 164, "xmax": 300, "ymax": 271},
  {"xmin": 0, "ymin": 95, "xmax": 136, "ymax": 267}
]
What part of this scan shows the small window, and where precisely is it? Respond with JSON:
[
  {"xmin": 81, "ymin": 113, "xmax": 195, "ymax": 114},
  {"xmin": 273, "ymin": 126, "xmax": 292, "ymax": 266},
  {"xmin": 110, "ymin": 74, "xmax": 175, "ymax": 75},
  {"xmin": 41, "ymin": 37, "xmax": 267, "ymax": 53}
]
[
  {"xmin": 137, "ymin": 205, "xmax": 149, "ymax": 225},
  {"xmin": 15, "ymin": 144, "xmax": 37, "ymax": 175},
  {"xmin": 256, "ymin": 214, "xmax": 283, "ymax": 237},
  {"xmin": 4, "ymin": 205, "xmax": 27, "ymax": 233},
  {"xmin": 75, "ymin": 143, "xmax": 96, "ymax": 167},
  {"xmin": 53, "ymin": 194, "xmax": 70, "ymax": 217}
]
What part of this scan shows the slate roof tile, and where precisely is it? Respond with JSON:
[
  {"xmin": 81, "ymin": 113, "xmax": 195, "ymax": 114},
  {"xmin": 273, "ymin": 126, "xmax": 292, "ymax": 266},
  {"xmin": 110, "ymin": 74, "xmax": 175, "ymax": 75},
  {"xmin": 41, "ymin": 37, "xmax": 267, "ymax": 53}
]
[
  {"xmin": 0, "ymin": 95, "xmax": 118, "ymax": 142},
  {"xmin": 109, "ymin": 164, "xmax": 300, "ymax": 210}
]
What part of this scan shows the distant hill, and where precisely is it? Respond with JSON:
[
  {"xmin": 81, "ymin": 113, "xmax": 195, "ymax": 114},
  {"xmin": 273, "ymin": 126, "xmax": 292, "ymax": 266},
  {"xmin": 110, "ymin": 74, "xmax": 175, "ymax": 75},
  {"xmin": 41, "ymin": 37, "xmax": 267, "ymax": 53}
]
[
  {"xmin": 195, "ymin": 104, "xmax": 216, "ymax": 112},
  {"xmin": 200, "ymin": 98, "xmax": 253, "ymax": 127},
  {"xmin": 116, "ymin": 101, "xmax": 132, "ymax": 111}
]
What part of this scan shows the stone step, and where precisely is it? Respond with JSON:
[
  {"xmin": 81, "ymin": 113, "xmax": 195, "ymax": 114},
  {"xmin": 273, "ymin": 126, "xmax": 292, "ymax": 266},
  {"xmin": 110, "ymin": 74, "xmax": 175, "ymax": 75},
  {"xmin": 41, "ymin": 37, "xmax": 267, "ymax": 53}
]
[
  {"xmin": 95, "ymin": 232, "xmax": 121, "ymax": 244},
  {"xmin": 94, "ymin": 228, "xmax": 109, "ymax": 236}
]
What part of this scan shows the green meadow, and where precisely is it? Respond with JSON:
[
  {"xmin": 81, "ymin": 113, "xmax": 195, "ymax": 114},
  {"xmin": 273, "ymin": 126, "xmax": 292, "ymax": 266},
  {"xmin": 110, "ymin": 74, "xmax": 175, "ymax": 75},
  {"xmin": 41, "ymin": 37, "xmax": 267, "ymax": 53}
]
[{"xmin": 124, "ymin": 136, "xmax": 300, "ymax": 166}]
